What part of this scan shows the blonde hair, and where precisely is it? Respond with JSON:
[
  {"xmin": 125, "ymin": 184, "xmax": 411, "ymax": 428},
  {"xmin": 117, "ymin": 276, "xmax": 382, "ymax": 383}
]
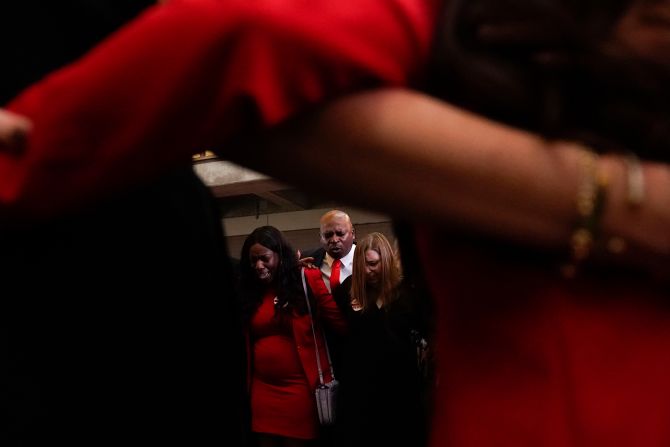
[{"xmin": 351, "ymin": 232, "xmax": 401, "ymax": 312}]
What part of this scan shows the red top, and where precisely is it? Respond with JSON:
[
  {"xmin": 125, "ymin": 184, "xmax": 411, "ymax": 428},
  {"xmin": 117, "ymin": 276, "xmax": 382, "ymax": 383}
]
[
  {"xmin": 5, "ymin": 0, "xmax": 436, "ymax": 217},
  {"xmin": 415, "ymin": 228, "xmax": 670, "ymax": 447},
  {"xmin": 249, "ymin": 277, "xmax": 344, "ymax": 440}
]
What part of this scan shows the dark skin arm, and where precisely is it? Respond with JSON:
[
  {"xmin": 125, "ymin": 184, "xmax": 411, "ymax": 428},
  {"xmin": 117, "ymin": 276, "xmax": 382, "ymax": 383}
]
[
  {"xmin": 1, "ymin": 86, "xmax": 667, "ymax": 278},
  {"xmin": 232, "ymin": 89, "xmax": 670, "ymax": 280}
]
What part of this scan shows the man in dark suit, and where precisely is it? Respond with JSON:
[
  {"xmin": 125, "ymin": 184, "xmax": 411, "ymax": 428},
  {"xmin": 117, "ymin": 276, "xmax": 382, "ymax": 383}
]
[
  {"xmin": 301, "ymin": 210, "xmax": 356, "ymax": 445},
  {"xmin": 3, "ymin": 2, "xmax": 246, "ymax": 445},
  {"xmin": 302, "ymin": 210, "xmax": 356, "ymax": 296}
]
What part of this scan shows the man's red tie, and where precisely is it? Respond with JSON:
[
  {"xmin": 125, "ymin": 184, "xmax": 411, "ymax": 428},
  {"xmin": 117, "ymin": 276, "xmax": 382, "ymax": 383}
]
[{"xmin": 330, "ymin": 259, "xmax": 341, "ymax": 292}]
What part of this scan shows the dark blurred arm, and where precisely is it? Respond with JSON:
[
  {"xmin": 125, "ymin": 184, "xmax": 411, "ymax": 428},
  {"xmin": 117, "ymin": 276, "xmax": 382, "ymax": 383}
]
[{"xmin": 234, "ymin": 89, "xmax": 670, "ymax": 278}]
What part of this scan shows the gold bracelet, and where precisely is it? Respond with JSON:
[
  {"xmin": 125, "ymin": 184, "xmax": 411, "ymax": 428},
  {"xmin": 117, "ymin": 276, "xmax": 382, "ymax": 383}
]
[{"xmin": 561, "ymin": 149, "xmax": 609, "ymax": 279}]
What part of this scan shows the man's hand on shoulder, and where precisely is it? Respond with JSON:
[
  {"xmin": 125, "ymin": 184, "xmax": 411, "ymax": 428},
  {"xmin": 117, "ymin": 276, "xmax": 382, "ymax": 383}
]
[{"xmin": 296, "ymin": 250, "xmax": 318, "ymax": 269}]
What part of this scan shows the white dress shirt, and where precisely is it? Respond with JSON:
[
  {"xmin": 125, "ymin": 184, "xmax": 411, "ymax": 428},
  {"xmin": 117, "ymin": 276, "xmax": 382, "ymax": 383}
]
[{"xmin": 321, "ymin": 247, "xmax": 355, "ymax": 293}]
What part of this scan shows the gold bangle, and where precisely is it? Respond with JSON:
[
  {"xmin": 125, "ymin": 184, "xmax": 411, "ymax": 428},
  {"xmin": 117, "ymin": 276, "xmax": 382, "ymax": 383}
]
[{"xmin": 561, "ymin": 149, "xmax": 608, "ymax": 279}]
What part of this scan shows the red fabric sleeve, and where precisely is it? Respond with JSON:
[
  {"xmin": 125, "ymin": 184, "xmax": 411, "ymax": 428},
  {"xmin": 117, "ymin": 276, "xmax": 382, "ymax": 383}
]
[
  {"xmin": 3, "ymin": 0, "xmax": 437, "ymax": 216},
  {"xmin": 304, "ymin": 267, "xmax": 348, "ymax": 336}
]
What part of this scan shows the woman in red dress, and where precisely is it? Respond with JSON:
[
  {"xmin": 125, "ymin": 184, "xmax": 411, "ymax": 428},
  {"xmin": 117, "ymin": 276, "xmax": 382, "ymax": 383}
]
[{"xmin": 238, "ymin": 226, "xmax": 346, "ymax": 446}]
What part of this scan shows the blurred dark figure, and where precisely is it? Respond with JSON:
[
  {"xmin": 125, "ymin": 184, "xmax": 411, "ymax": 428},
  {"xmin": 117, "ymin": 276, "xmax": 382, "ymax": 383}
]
[{"xmin": 3, "ymin": 2, "xmax": 246, "ymax": 445}]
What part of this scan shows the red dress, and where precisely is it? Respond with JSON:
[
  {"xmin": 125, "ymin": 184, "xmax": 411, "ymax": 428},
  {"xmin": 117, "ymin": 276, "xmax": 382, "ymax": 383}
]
[
  {"xmin": 415, "ymin": 228, "xmax": 670, "ymax": 447},
  {"xmin": 245, "ymin": 270, "xmax": 346, "ymax": 440},
  {"xmin": 250, "ymin": 290, "xmax": 318, "ymax": 439}
]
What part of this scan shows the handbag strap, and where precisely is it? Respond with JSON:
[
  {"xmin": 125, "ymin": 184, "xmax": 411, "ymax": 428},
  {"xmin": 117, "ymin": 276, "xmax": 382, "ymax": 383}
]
[{"xmin": 301, "ymin": 267, "xmax": 336, "ymax": 386}]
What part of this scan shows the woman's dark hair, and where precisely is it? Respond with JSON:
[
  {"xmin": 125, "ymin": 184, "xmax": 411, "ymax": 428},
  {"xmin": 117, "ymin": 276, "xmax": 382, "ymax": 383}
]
[
  {"xmin": 238, "ymin": 226, "xmax": 305, "ymax": 322},
  {"xmin": 428, "ymin": 0, "xmax": 670, "ymax": 162}
]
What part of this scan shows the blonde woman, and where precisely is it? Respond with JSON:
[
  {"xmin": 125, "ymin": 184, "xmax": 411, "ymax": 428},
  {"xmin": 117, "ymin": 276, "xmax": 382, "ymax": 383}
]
[{"xmin": 336, "ymin": 232, "xmax": 428, "ymax": 447}]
